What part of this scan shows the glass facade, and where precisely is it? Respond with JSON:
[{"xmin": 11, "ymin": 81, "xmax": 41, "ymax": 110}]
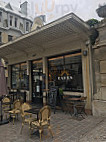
[
  {"xmin": 32, "ymin": 60, "xmax": 43, "ymax": 103},
  {"xmin": 11, "ymin": 62, "xmax": 28, "ymax": 90},
  {"xmin": 48, "ymin": 52, "xmax": 83, "ymax": 92}
]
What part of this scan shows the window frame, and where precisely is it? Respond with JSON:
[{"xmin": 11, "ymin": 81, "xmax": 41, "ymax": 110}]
[
  {"xmin": 0, "ymin": 11, "xmax": 2, "ymax": 23},
  {"xmin": 15, "ymin": 17, "xmax": 18, "ymax": 28},
  {"xmin": 26, "ymin": 21, "xmax": 29, "ymax": 32},
  {"xmin": 10, "ymin": 15, "xmax": 13, "ymax": 26},
  {"xmin": 8, "ymin": 35, "xmax": 13, "ymax": 42},
  {"xmin": 11, "ymin": 62, "xmax": 29, "ymax": 90}
]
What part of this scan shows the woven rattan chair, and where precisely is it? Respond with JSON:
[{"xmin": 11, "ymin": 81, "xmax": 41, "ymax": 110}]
[
  {"xmin": 20, "ymin": 103, "xmax": 36, "ymax": 134},
  {"xmin": 31, "ymin": 106, "xmax": 53, "ymax": 142},
  {"xmin": 2, "ymin": 97, "xmax": 11, "ymax": 119},
  {"xmin": 9, "ymin": 99, "xmax": 22, "ymax": 125}
]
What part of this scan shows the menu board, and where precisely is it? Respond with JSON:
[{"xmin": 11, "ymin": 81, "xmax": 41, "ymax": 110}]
[{"xmin": 47, "ymin": 87, "xmax": 58, "ymax": 114}]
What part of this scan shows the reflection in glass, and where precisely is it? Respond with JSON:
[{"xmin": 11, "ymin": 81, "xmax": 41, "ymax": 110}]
[{"xmin": 32, "ymin": 60, "xmax": 43, "ymax": 101}]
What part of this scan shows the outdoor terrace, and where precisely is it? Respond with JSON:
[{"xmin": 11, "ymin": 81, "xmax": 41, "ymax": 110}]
[{"xmin": 0, "ymin": 111, "xmax": 106, "ymax": 142}]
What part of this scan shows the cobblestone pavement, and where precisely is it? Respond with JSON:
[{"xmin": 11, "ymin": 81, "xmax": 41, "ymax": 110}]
[{"xmin": 0, "ymin": 111, "xmax": 106, "ymax": 142}]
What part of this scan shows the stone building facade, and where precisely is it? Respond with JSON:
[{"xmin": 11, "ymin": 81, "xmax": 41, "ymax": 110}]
[
  {"xmin": 92, "ymin": 19, "xmax": 106, "ymax": 116},
  {"xmin": 0, "ymin": 5, "xmax": 106, "ymax": 116},
  {"xmin": 0, "ymin": 1, "xmax": 32, "ymax": 45},
  {"xmin": 0, "ymin": 13, "xmax": 93, "ymax": 113}
]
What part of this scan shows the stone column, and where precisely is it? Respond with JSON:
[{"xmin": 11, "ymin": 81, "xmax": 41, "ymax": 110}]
[{"xmin": 82, "ymin": 42, "xmax": 92, "ymax": 113}]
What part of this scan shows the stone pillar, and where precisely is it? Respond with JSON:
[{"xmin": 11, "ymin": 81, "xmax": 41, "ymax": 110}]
[
  {"xmin": 43, "ymin": 57, "xmax": 48, "ymax": 105},
  {"xmin": 2, "ymin": 32, "xmax": 8, "ymax": 43},
  {"xmin": 82, "ymin": 43, "xmax": 92, "ymax": 113}
]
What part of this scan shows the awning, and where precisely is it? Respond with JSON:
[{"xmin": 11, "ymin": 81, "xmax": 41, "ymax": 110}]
[{"xmin": 0, "ymin": 13, "xmax": 90, "ymax": 61}]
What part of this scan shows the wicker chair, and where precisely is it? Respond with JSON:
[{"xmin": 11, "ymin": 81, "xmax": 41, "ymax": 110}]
[
  {"xmin": 31, "ymin": 106, "xmax": 53, "ymax": 142},
  {"xmin": 8, "ymin": 99, "xmax": 22, "ymax": 125},
  {"xmin": 75, "ymin": 97, "xmax": 87, "ymax": 118},
  {"xmin": 20, "ymin": 103, "xmax": 36, "ymax": 134},
  {"xmin": 2, "ymin": 97, "xmax": 11, "ymax": 120}
]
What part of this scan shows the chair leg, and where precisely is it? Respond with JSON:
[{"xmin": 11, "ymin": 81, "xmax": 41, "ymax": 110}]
[
  {"xmin": 29, "ymin": 126, "xmax": 33, "ymax": 138},
  {"xmin": 29, "ymin": 123, "xmax": 32, "ymax": 137},
  {"xmin": 20, "ymin": 122, "xmax": 24, "ymax": 134},
  {"xmin": 17, "ymin": 114, "xmax": 18, "ymax": 120},
  {"xmin": 39, "ymin": 129, "xmax": 42, "ymax": 142},
  {"xmin": 48, "ymin": 126, "xmax": 53, "ymax": 138},
  {"xmin": 13, "ymin": 117, "xmax": 14, "ymax": 125},
  {"xmin": 6, "ymin": 114, "xmax": 7, "ymax": 120},
  {"xmin": 9, "ymin": 114, "xmax": 11, "ymax": 122}
]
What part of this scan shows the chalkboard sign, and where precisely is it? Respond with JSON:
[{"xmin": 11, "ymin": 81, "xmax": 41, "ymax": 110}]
[{"xmin": 47, "ymin": 86, "xmax": 58, "ymax": 114}]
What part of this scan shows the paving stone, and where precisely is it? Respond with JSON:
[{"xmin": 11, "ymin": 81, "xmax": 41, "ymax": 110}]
[{"xmin": 0, "ymin": 112, "xmax": 106, "ymax": 142}]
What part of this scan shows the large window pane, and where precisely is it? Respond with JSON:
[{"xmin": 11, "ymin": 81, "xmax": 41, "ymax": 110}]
[
  {"xmin": 11, "ymin": 62, "xmax": 28, "ymax": 90},
  {"xmin": 48, "ymin": 52, "xmax": 83, "ymax": 92}
]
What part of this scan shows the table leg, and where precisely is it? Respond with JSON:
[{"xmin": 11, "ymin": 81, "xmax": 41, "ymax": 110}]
[{"xmin": 73, "ymin": 105, "xmax": 78, "ymax": 116}]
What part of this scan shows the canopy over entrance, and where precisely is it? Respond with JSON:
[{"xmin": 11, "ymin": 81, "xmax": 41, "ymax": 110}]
[{"xmin": 0, "ymin": 13, "xmax": 90, "ymax": 62}]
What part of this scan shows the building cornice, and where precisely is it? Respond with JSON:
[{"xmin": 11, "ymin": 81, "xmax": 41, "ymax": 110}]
[{"xmin": 0, "ymin": 7, "xmax": 33, "ymax": 22}]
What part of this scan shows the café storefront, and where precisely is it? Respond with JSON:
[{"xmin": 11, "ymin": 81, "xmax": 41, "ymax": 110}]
[{"xmin": 0, "ymin": 13, "xmax": 92, "ymax": 113}]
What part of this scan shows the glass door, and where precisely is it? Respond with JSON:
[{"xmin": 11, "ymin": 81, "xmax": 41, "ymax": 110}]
[{"xmin": 32, "ymin": 60, "xmax": 43, "ymax": 105}]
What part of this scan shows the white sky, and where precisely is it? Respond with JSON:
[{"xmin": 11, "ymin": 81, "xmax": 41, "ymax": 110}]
[{"xmin": 2, "ymin": 0, "xmax": 106, "ymax": 22}]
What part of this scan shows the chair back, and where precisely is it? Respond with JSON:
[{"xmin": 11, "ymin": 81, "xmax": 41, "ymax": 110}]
[
  {"xmin": 21, "ymin": 103, "xmax": 31, "ymax": 115},
  {"xmin": 81, "ymin": 97, "xmax": 87, "ymax": 101},
  {"xmin": 2, "ymin": 97, "xmax": 11, "ymax": 110},
  {"xmin": 38, "ymin": 106, "xmax": 51, "ymax": 122},
  {"xmin": 2, "ymin": 97, "xmax": 10, "ymax": 103},
  {"xmin": 13, "ymin": 99, "xmax": 22, "ymax": 110}
]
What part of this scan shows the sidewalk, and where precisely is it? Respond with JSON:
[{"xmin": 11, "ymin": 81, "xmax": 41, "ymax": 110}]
[{"xmin": 0, "ymin": 112, "xmax": 106, "ymax": 142}]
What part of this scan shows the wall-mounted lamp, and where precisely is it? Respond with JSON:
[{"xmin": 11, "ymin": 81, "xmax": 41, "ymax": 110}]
[
  {"xmin": 85, "ymin": 40, "xmax": 90, "ymax": 47},
  {"xmin": 5, "ymin": 61, "xmax": 8, "ymax": 65},
  {"xmin": 83, "ymin": 50, "xmax": 88, "ymax": 56},
  {"xmin": 32, "ymin": 54, "xmax": 36, "ymax": 57}
]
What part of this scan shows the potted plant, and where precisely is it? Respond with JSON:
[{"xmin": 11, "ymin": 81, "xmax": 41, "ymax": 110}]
[{"xmin": 59, "ymin": 88, "xmax": 63, "ymax": 96}]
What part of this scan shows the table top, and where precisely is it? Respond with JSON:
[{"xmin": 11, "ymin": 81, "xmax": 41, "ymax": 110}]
[
  {"xmin": 68, "ymin": 98, "xmax": 82, "ymax": 101},
  {"xmin": 63, "ymin": 95, "xmax": 81, "ymax": 98},
  {"xmin": 43, "ymin": 89, "xmax": 49, "ymax": 92}
]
